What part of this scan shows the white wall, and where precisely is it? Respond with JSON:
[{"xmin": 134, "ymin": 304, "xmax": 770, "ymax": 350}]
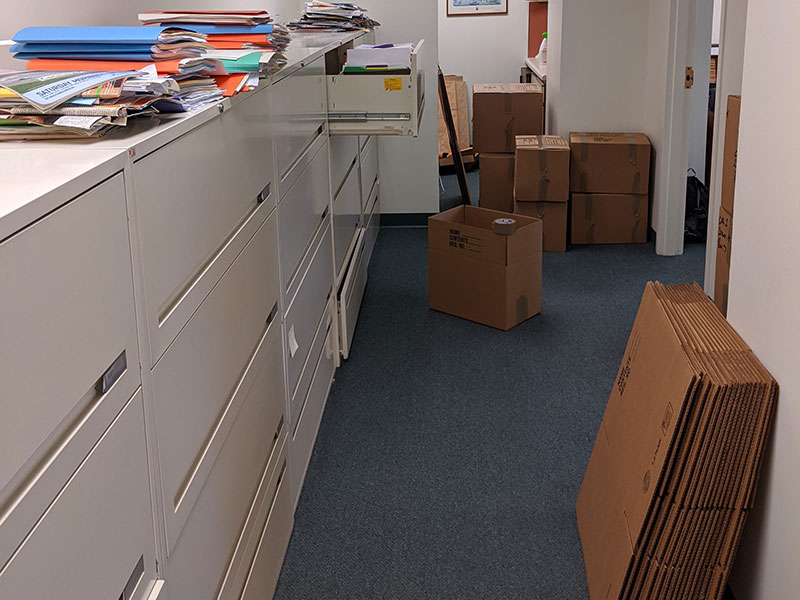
[
  {"xmin": 355, "ymin": 0, "xmax": 440, "ymax": 215},
  {"xmin": 703, "ymin": 0, "xmax": 748, "ymax": 293},
  {"xmin": 546, "ymin": 0, "xmax": 650, "ymax": 137},
  {"xmin": 725, "ymin": 1, "xmax": 800, "ymax": 597},
  {"xmin": 437, "ymin": 0, "xmax": 529, "ymax": 141},
  {"xmin": 0, "ymin": 0, "xmax": 302, "ymax": 70}
]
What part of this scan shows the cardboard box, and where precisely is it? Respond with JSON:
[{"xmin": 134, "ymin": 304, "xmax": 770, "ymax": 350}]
[
  {"xmin": 438, "ymin": 74, "xmax": 471, "ymax": 156},
  {"xmin": 577, "ymin": 282, "xmax": 777, "ymax": 600},
  {"xmin": 713, "ymin": 206, "xmax": 733, "ymax": 316},
  {"xmin": 428, "ymin": 205, "xmax": 542, "ymax": 330},
  {"xmin": 513, "ymin": 200, "xmax": 567, "ymax": 252},
  {"xmin": 571, "ymin": 193, "xmax": 648, "ymax": 244},
  {"xmin": 473, "ymin": 83, "xmax": 544, "ymax": 153},
  {"xmin": 569, "ymin": 132, "xmax": 651, "ymax": 194},
  {"xmin": 514, "ymin": 135, "xmax": 570, "ymax": 203},
  {"xmin": 479, "ymin": 153, "xmax": 515, "ymax": 213},
  {"xmin": 720, "ymin": 96, "xmax": 741, "ymax": 214}
]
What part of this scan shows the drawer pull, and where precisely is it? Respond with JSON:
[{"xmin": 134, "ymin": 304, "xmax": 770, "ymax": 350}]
[
  {"xmin": 256, "ymin": 182, "xmax": 271, "ymax": 205},
  {"xmin": 119, "ymin": 555, "xmax": 145, "ymax": 600},
  {"xmin": 95, "ymin": 351, "xmax": 127, "ymax": 396},
  {"xmin": 287, "ymin": 325, "xmax": 299, "ymax": 358},
  {"xmin": 266, "ymin": 301, "xmax": 279, "ymax": 327}
]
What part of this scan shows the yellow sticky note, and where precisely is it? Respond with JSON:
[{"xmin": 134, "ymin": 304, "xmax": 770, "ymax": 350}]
[{"xmin": 384, "ymin": 77, "xmax": 402, "ymax": 92}]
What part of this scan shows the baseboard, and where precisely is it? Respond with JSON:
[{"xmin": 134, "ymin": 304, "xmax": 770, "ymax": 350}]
[{"xmin": 380, "ymin": 213, "xmax": 434, "ymax": 227}]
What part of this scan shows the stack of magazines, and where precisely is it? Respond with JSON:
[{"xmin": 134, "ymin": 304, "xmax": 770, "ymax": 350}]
[
  {"xmin": 0, "ymin": 69, "xmax": 191, "ymax": 139},
  {"xmin": 290, "ymin": 2, "xmax": 380, "ymax": 31}
]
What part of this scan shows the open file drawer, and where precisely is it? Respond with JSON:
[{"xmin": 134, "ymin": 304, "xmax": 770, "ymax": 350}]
[{"xmin": 327, "ymin": 39, "xmax": 426, "ymax": 137}]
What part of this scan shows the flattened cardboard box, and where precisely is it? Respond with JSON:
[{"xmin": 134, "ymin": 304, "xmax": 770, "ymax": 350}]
[
  {"xmin": 514, "ymin": 199, "xmax": 567, "ymax": 252},
  {"xmin": 570, "ymin": 132, "xmax": 651, "ymax": 194},
  {"xmin": 721, "ymin": 96, "xmax": 741, "ymax": 214},
  {"xmin": 438, "ymin": 75, "xmax": 470, "ymax": 155},
  {"xmin": 514, "ymin": 135, "xmax": 570, "ymax": 203},
  {"xmin": 479, "ymin": 153, "xmax": 515, "ymax": 213},
  {"xmin": 714, "ymin": 206, "xmax": 733, "ymax": 315},
  {"xmin": 571, "ymin": 193, "xmax": 648, "ymax": 244},
  {"xmin": 577, "ymin": 282, "xmax": 777, "ymax": 600},
  {"xmin": 473, "ymin": 83, "xmax": 544, "ymax": 153},
  {"xmin": 428, "ymin": 205, "xmax": 542, "ymax": 331}
]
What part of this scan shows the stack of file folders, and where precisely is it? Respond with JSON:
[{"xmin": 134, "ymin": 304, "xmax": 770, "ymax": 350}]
[
  {"xmin": 291, "ymin": 2, "xmax": 379, "ymax": 31},
  {"xmin": 577, "ymin": 282, "xmax": 778, "ymax": 600}
]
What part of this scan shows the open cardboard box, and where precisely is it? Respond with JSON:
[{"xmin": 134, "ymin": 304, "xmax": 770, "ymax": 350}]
[{"xmin": 428, "ymin": 205, "xmax": 542, "ymax": 330}]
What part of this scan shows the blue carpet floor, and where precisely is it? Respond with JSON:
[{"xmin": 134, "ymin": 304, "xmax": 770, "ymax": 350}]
[{"xmin": 274, "ymin": 173, "xmax": 705, "ymax": 599}]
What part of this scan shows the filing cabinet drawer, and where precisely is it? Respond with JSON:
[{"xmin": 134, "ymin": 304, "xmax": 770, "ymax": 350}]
[
  {"xmin": 359, "ymin": 135, "xmax": 378, "ymax": 213},
  {"xmin": 278, "ymin": 137, "xmax": 330, "ymax": 290},
  {"xmin": 285, "ymin": 223, "xmax": 334, "ymax": 399},
  {"xmin": 152, "ymin": 214, "xmax": 281, "ymax": 551},
  {"xmin": 0, "ymin": 390, "xmax": 158, "ymax": 600},
  {"xmin": 134, "ymin": 89, "xmax": 274, "ymax": 363},
  {"xmin": 273, "ymin": 55, "xmax": 327, "ymax": 180},
  {"xmin": 290, "ymin": 321, "xmax": 336, "ymax": 505},
  {"xmin": 364, "ymin": 191, "xmax": 381, "ymax": 268},
  {"xmin": 238, "ymin": 456, "xmax": 293, "ymax": 600},
  {"xmin": 329, "ymin": 134, "xmax": 359, "ymax": 196},
  {"xmin": 333, "ymin": 160, "xmax": 361, "ymax": 278},
  {"xmin": 339, "ymin": 229, "xmax": 369, "ymax": 360},
  {"xmin": 327, "ymin": 41, "xmax": 426, "ymax": 137},
  {"xmin": 166, "ymin": 339, "xmax": 288, "ymax": 600},
  {"xmin": 0, "ymin": 173, "xmax": 140, "ymax": 515},
  {"xmin": 290, "ymin": 298, "xmax": 333, "ymax": 428}
]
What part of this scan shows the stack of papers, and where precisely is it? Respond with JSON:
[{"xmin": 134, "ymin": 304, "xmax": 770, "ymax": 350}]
[
  {"xmin": 10, "ymin": 26, "xmax": 211, "ymax": 61},
  {"xmin": 343, "ymin": 43, "xmax": 412, "ymax": 73},
  {"xmin": 140, "ymin": 14, "xmax": 291, "ymax": 53},
  {"xmin": 140, "ymin": 10, "xmax": 274, "ymax": 26},
  {"xmin": 290, "ymin": 2, "xmax": 379, "ymax": 31}
]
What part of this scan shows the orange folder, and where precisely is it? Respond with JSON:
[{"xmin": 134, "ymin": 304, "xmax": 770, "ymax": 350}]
[
  {"xmin": 26, "ymin": 58, "xmax": 182, "ymax": 74},
  {"xmin": 214, "ymin": 73, "xmax": 250, "ymax": 97}
]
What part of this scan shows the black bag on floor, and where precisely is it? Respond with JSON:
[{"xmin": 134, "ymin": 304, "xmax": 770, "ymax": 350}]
[{"xmin": 685, "ymin": 168, "xmax": 709, "ymax": 242}]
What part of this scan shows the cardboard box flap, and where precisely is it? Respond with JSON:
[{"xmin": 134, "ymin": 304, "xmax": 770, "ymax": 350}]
[
  {"xmin": 473, "ymin": 83, "xmax": 505, "ymax": 94},
  {"xmin": 508, "ymin": 82, "xmax": 543, "ymax": 94},
  {"xmin": 570, "ymin": 132, "xmax": 651, "ymax": 146}
]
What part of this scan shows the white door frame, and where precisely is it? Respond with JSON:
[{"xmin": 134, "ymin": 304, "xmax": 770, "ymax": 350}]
[{"xmin": 655, "ymin": 0, "xmax": 696, "ymax": 256}]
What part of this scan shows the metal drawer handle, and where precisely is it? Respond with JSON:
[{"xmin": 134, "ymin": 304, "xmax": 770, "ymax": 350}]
[
  {"xmin": 95, "ymin": 351, "xmax": 127, "ymax": 396},
  {"xmin": 119, "ymin": 555, "xmax": 145, "ymax": 600},
  {"xmin": 257, "ymin": 182, "xmax": 271, "ymax": 204},
  {"xmin": 266, "ymin": 301, "xmax": 279, "ymax": 327}
]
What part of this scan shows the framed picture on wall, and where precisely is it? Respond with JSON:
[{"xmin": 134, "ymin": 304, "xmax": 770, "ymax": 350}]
[{"xmin": 447, "ymin": 0, "xmax": 508, "ymax": 16}]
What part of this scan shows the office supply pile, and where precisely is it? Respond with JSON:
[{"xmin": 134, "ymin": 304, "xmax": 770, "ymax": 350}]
[
  {"xmin": 1, "ymin": 12, "xmax": 290, "ymax": 140},
  {"xmin": 291, "ymin": 2, "xmax": 379, "ymax": 31}
]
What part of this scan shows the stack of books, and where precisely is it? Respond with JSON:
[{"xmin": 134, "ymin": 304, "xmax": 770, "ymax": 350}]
[{"xmin": 291, "ymin": 2, "xmax": 379, "ymax": 31}]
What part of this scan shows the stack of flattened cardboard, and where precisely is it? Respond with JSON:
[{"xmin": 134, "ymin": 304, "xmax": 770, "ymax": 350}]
[
  {"xmin": 438, "ymin": 74, "xmax": 471, "ymax": 160},
  {"xmin": 513, "ymin": 135, "xmax": 570, "ymax": 252},
  {"xmin": 473, "ymin": 83, "xmax": 544, "ymax": 213},
  {"xmin": 577, "ymin": 282, "xmax": 777, "ymax": 600},
  {"xmin": 569, "ymin": 132, "xmax": 651, "ymax": 244}
]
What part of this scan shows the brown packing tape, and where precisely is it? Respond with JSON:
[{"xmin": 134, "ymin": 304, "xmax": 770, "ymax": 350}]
[
  {"xmin": 516, "ymin": 294, "xmax": 529, "ymax": 323},
  {"xmin": 492, "ymin": 218, "xmax": 517, "ymax": 235},
  {"xmin": 538, "ymin": 178, "xmax": 550, "ymax": 202},
  {"xmin": 631, "ymin": 221, "xmax": 641, "ymax": 243},
  {"xmin": 584, "ymin": 194, "xmax": 593, "ymax": 220},
  {"xmin": 536, "ymin": 201, "xmax": 545, "ymax": 219},
  {"xmin": 504, "ymin": 91, "xmax": 512, "ymax": 114},
  {"xmin": 505, "ymin": 116, "xmax": 516, "ymax": 151},
  {"xmin": 509, "ymin": 157, "xmax": 515, "ymax": 181},
  {"xmin": 580, "ymin": 140, "xmax": 589, "ymax": 163},
  {"xmin": 586, "ymin": 224, "xmax": 595, "ymax": 244}
]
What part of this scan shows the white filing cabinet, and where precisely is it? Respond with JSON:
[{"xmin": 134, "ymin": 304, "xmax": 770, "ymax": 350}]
[
  {"xmin": 0, "ymin": 171, "xmax": 159, "ymax": 600},
  {"xmin": 0, "ymin": 29, "xmax": 398, "ymax": 600}
]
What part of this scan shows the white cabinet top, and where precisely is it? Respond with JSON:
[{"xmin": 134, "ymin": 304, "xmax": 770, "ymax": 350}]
[
  {"xmin": 0, "ymin": 147, "xmax": 126, "ymax": 240},
  {"xmin": 0, "ymin": 30, "xmax": 363, "ymax": 238}
]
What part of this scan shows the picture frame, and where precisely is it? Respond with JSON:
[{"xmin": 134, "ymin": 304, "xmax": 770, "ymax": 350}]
[{"xmin": 447, "ymin": 0, "xmax": 508, "ymax": 16}]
